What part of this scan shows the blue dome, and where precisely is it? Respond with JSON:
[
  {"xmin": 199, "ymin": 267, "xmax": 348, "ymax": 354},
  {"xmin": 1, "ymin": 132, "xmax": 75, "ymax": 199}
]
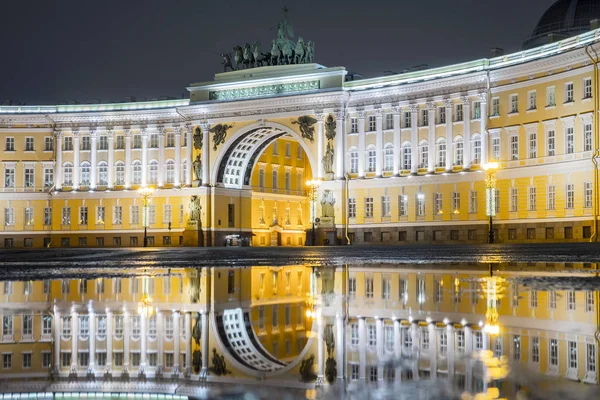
[{"xmin": 523, "ymin": 0, "xmax": 600, "ymax": 49}]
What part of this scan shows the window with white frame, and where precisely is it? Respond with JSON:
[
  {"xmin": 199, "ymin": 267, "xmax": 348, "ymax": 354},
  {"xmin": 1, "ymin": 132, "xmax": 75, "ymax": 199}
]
[
  {"xmin": 349, "ymin": 150, "xmax": 358, "ymax": 173},
  {"xmin": 421, "ymin": 109, "xmax": 428, "ymax": 126},
  {"xmin": 79, "ymin": 206, "xmax": 88, "ymax": 225},
  {"xmin": 382, "ymin": 276, "xmax": 391, "ymax": 299},
  {"xmin": 510, "ymin": 136, "xmax": 519, "ymax": 160},
  {"xmin": 24, "ymin": 208, "xmax": 34, "ymax": 226},
  {"xmin": 130, "ymin": 205, "xmax": 139, "ymax": 224},
  {"xmin": 417, "ymin": 278, "xmax": 426, "ymax": 304},
  {"xmin": 528, "ymin": 90, "xmax": 537, "ymax": 110},
  {"xmin": 549, "ymin": 290, "xmax": 557, "ymax": 309},
  {"xmin": 416, "ymin": 194, "xmax": 425, "ymax": 216},
  {"xmin": 474, "ymin": 331, "xmax": 483, "ymax": 350},
  {"xmin": 384, "ymin": 144, "xmax": 393, "ymax": 171},
  {"xmin": 364, "ymin": 197, "xmax": 374, "ymax": 218},
  {"xmin": 549, "ymin": 338, "xmax": 559, "ymax": 366},
  {"xmin": 42, "ymin": 315, "xmax": 52, "ymax": 337},
  {"xmin": 492, "ymin": 137, "xmax": 500, "ymax": 161},
  {"xmin": 547, "ymin": 185, "xmax": 556, "ymax": 210},
  {"xmin": 586, "ymin": 290, "xmax": 594, "ymax": 312},
  {"xmin": 384, "ymin": 326, "xmax": 394, "ymax": 352},
  {"xmin": 434, "ymin": 192, "xmax": 443, "ymax": 215},
  {"xmin": 531, "ymin": 336, "xmax": 540, "ymax": 363},
  {"xmin": 565, "ymin": 82, "xmax": 574, "ymax": 103},
  {"xmin": 566, "ymin": 184, "xmax": 575, "ymax": 209},
  {"xmin": 402, "ymin": 143, "xmax": 411, "ymax": 170},
  {"xmin": 469, "ymin": 191, "xmax": 478, "ymax": 213},
  {"xmin": 403, "ymin": 328, "xmax": 412, "ymax": 349},
  {"xmin": 62, "ymin": 207, "xmax": 71, "ymax": 225},
  {"xmin": 547, "ymin": 86, "xmax": 556, "ymax": 107},
  {"xmin": 399, "ymin": 195, "xmax": 408, "ymax": 216},
  {"xmin": 510, "ymin": 95, "xmax": 518, "ymax": 113},
  {"xmin": 437, "ymin": 138, "xmax": 446, "ymax": 167},
  {"xmin": 385, "ymin": 113, "xmax": 394, "ymax": 130},
  {"xmin": 365, "ymin": 277, "xmax": 374, "ymax": 298},
  {"xmin": 4, "ymin": 166, "xmax": 15, "ymax": 188},
  {"xmin": 494, "ymin": 336, "xmax": 502, "ymax": 358},
  {"xmin": 399, "ymin": 278, "xmax": 408, "ymax": 303},
  {"xmin": 24, "ymin": 167, "xmax": 34, "ymax": 188},
  {"xmin": 452, "ymin": 192, "xmax": 460, "ymax": 213},
  {"xmin": 587, "ymin": 343, "xmax": 596, "ymax": 374},
  {"xmin": 511, "ymin": 283, "xmax": 519, "ymax": 307},
  {"xmin": 404, "ymin": 112, "xmax": 411, "ymax": 128},
  {"xmin": 454, "ymin": 137, "xmax": 464, "ymax": 165},
  {"xmin": 472, "ymin": 135, "xmax": 481, "ymax": 164},
  {"xmin": 434, "ymin": 279, "xmax": 443, "ymax": 303},
  {"xmin": 492, "ymin": 97, "xmax": 500, "ymax": 116},
  {"xmin": 132, "ymin": 161, "xmax": 142, "ymax": 184},
  {"xmin": 44, "ymin": 167, "xmax": 53, "ymax": 187},
  {"xmin": 368, "ymin": 324, "xmax": 376, "ymax": 347},
  {"xmin": 439, "ymin": 106, "xmax": 446, "ymax": 123},
  {"xmin": 60, "ymin": 316, "xmax": 71, "ymax": 338},
  {"xmin": 528, "ymin": 187, "xmax": 536, "ymax": 211},
  {"xmin": 348, "ymin": 277, "xmax": 356, "ymax": 299},
  {"xmin": 366, "ymin": 146, "xmax": 376, "ymax": 172},
  {"xmin": 350, "ymin": 117, "xmax": 358, "ymax": 134},
  {"xmin": 166, "ymin": 160, "xmax": 175, "ymax": 183},
  {"xmin": 421, "ymin": 327, "xmax": 429, "ymax": 350},
  {"xmin": 529, "ymin": 132, "xmax": 537, "ymax": 158},
  {"xmin": 22, "ymin": 315, "xmax": 33, "ymax": 338},
  {"xmin": 569, "ymin": 341, "xmax": 578, "ymax": 369},
  {"xmin": 350, "ymin": 364, "xmax": 359, "ymax": 380},
  {"xmin": 163, "ymin": 204, "xmax": 172, "ymax": 224},
  {"xmin": 565, "ymin": 127, "xmax": 574, "ymax": 154},
  {"xmin": 513, "ymin": 335, "xmax": 521, "ymax": 360},
  {"xmin": 382, "ymin": 196, "xmax": 391, "ymax": 217},
  {"xmin": 115, "ymin": 162, "xmax": 125, "ymax": 185},
  {"xmin": 530, "ymin": 290, "xmax": 538, "ymax": 308},
  {"xmin": 419, "ymin": 141, "xmax": 428, "ymax": 168},
  {"xmin": 473, "ymin": 101, "xmax": 481, "ymax": 119},
  {"xmin": 350, "ymin": 324, "xmax": 359, "ymax": 346},
  {"xmin": 5, "ymin": 137, "xmax": 14, "ymax": 151},
  {"xmin": 113, "ymin": 206, "xmax": 122, "ymax": 225},
  {"xmin": 439, "ymin": 330, "xmax": 448, "ymax": 356},
  {"xmin": 567, "ymin": 290, "xmax": 576, "ymax": 310},
  {"xmin": 547, "ymin": 130, "xmax": 555, "ymax": 156},
  {"xmin": 456, "ymin": 104, "xmax": 463, "ymax": 121},
  {"xmin": 25, "ymin": 137, "xmax": 34, "ymax": 151},
  {"xmin": 585, "ymin": 182, "xmax": 593, "ymax": 208},
  {"xmin": 96, "ymin": 206, "xmax": 105, "ymax": 224},
  {"xmin": 79, "ymin": 316, "xmax": 89, "ymax": 338},
  {"xmin": 348, "ymin": 198, "xmax": 356, "ymax": 218},
  {"xmin": 97, "ymin": 315, "xmax": 107, "ymax": 339},
  {"xmin": 131, "ymin": 316, "xmax": 141, "ymax": 339},
  {"xmin": 584, "ymin": 123, "xmax": 593, "ymax": 152},
  {"xmin": 368, "ymin": 115, "xmax": 376, "ymax": 131},
  {"xmin": 584, "ymin": 78, "xmax": 592, "ymax": 99}
]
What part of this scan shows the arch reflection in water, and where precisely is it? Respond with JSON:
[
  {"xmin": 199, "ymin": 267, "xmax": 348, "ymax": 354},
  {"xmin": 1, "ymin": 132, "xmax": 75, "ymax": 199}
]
[{"xmin": 0, "ymin": 263, "xmax": 597, "ymax": 399}]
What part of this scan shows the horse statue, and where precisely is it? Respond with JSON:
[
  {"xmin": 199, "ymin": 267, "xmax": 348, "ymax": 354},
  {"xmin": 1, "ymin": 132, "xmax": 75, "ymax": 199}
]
[
  {"xmin": 294, "ymin": 37, "xmax": 305, "ymax": 64},
  {"xmin": 305, "ymin": 41, "xmax": 314, "ymax": 63},
  {"xmin": 220, "ymin": 53, "xmax": 234, "ymax": 72},
  {"xmin": 232, "ymin": 46, "xmax": 244, "ymax": 70},
  {"xmin": 279, "ymin": 39, "xmax": 294, "ymax": 65},
  {"xmin": 253, "ymin": 41, "xmax": 266, "ymax": 67},
  {"xmin": 270, "ymin": 40, "xmax": 281, "ymax": 66},
  {"xmin": 243, "ymin": 43, "xmax": 254, "ymax": 69}
]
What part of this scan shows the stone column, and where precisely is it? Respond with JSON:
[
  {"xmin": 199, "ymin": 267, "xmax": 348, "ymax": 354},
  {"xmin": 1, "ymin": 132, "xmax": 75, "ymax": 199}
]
[
  {"xmin": 123, "ymin": 312, "xmax": 130, "ymax": 373},
  {"xmin": 55, "ymin": 132, "xmax": 63, "ymax": 190},
  {"xmin": 316, "ymin": 112, "xmax": 324, "ymax": 179},
  {"xmin": 201, "ymin": 122, "xmax": 210, "ymax": 186},
  {"xmin": 393, "ymin": 319, "xmax": 401, "ymax": 383},
  {"xmin": 71, "ymin": 311, "xmax": 78, "ymax": 372},
  {"xmin": 427, "ymin": 102, "xmax": 436, "ymax": 173},
  {"xmin": 410, "ymin": 104, "xmax": 419, "ymax": 174},
  {"xmin": 200, "ymin": 311, "xmax": 208, "ymax": 377},
  {"xmin": 124, "ymin": 128, "xmax": 132, "ymax": 189},
  {"xmin": 140, "ymin": 311, "xmax": 147, "ymax": 372},
  {"xmin": 357, "ymin": 111, "xmax": 366, "ymax": 178},
  {"xmin": 358, "ymin": 316, "xmax": 366, "ymax": 381},
  {"xmin": 335, "ymin": 111, "xmax": 346, "ymax": 180},
  {"xmin": 392, "ymin": 107, "xmax": 401, "ymax": 176},
  {"xmin": 480, "ymin": 93, "xmax": 489, "ymax": 166},
  {"xmin": 156, "ymin": 311, "xmax": 164, "ymax": 372},
  {"xmin": 462, "ymin": 98, "xmax": 471, "ymax": 170},
  {"xmin": 88, "ymin": 307, "xmax": 96, "ymax": 373},
  {"xmin": 53, "ymin": 307, "xmax": 61, "ymax": 373},
  {"xmin": 445, "ymin": 99, "xmax": 453, "ymax": 172},
  {"xmin": 141, "ymin": 127, "xmax": 149, "ymax": 187},
  {"xmin": 335, "ymin": 315, "xmax": 344, "ymax": 381},
  {"xmin": 185, "ymin": 123, "xmax": 193, "ymax": 187},
  {"xmin": 174, "ymin": 127, "xmax": 181, "ymax": 187},
  {"xmin": 376, "ymin": 317, "xmax": 384, "ymax": 381},
  {"xmin": 173, "ymin": 311, "xmax": 181, "ymax": 375},
  {"xmin": 428, "ymin": 322, "xmax": 437, "ymax": 379},
  {"xmin": 446, "ymin": 323, "xmax": 454, "ymax": 378},
  {"xmin": 410, "ymin": 321, "xmax": 419, "ymax": 378},
  {"xmin": 90, "ymin": 128, "xmax": 98, "ymax": 189},
  {"xmin": 158, "ymin": 126, "xmax": 165, "ymax": 188},
  {"xmin": 375, "ymin": 109, "xmax": 383, "ymax": 177},
  {"xmin": 106, "ymin": 311, "xmax": 113, "ymax": 372},
  {"xmin": 184, "ymin": 312, "xmax": 192, "ymax": 375},
  {"xmin": 317, "ymin": 314, "xmax": 324, "ymax": 384},
  {"xmin": 73, "ymin": 130, "xmax": 80, "ymax": 189},
  {"xmin": 107, "ymin": 129, "xmax": 115, "ymax": 189}
]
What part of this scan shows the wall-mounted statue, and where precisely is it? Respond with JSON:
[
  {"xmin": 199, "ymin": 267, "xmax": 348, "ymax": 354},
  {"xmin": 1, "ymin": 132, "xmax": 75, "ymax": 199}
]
[
  {"xmin": 322, "ymin": 142, "xmax": 334, "ymax": 175},
  {"xmin": 210, "ymin": 123, "xmax": 234, "ymax": 151},
  {"xmin": 292, "ymin": 116, "xmax": 317, "ymax": 142},
  {"xmin": 322, "ymin": 115, "xmax": 337, "ymax": 175},
  {"xmin": 189, "ymin": 195, "xmax": 202, "ymax": 221},
  {"xmin": 192, "ymin": 154, "xmax": 203, "ymax": 186},
  {"xmin": 320, "ymin": 189, "xmax": 336, "ymax": 218},
  {"xmin": 193, "ymin": 127, "xmax": 203, "ymax": 150}
]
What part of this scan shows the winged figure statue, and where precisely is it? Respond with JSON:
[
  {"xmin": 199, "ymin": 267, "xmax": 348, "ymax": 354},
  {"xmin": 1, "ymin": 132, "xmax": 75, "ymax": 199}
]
[
  {"xmin": 210, "ymin": 123, "xmax": 235, "ymax": 151},
  {"xmin": 292, "ymin": 116, "xmax": 317, "ymax": 142}
]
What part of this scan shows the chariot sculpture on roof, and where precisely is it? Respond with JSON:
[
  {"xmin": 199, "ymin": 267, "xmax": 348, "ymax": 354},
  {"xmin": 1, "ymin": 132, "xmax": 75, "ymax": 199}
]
[{"xmin": 221, "ymin": 6, "xmax": 314, "ymax": 72}]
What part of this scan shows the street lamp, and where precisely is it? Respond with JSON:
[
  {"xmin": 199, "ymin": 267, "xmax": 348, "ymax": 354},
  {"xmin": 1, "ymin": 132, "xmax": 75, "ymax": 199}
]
[
  {"xmin": 306, "ymin": 179, "xmax": 321, "ymax": 246},
  {"xmin": 138, "ymin": 187, "xmax": 154, "ymax": 247},
  {"xmin": 483, "ymin": 163, "xmax": 498, "ymax": 244}
]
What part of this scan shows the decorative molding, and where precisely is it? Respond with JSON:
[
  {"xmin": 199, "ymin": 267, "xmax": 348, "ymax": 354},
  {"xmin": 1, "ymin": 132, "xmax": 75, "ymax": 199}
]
[{"xmin": 208, "ymin": 80, "xmax": 320, "ymax": 101}]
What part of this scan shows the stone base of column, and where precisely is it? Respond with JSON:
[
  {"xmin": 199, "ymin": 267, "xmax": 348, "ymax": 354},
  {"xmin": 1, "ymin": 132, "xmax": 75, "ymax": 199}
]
[
  {"xmin": 199, "ymin": 367, "xmax": 208, "ymax": 382},
  {"xmin": 462, "ymin": 168, "xmax": 471, "ymax": 172},
  {"xmin": 410, "ymin": 172, "xmax": 419, "ymax": 176},
  {"xmin": 315, "ymin": 375, "xmax": 325, "ymax": 386},
  {"xmin": 445, "ymin": 169, "xmax": 454, "ymax": 173}
]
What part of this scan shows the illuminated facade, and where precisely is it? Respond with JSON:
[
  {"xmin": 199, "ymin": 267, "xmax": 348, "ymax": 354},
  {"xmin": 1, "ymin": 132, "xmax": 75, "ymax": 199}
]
[{"xmin": 3, "ymin": 25, "xmax": 600, "ymax": 246}]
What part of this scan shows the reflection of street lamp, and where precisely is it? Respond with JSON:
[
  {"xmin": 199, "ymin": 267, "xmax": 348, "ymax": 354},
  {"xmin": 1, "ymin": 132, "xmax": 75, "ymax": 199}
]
[
  {"xmin": 138, "ymin": 187, "xmax": 154, "ymax": 247},
  {"xmin": 137, "ymin": 294, "xmax": 155, "ymax": 317},
  {"xmin": 483, "ymin": 163, "xmax": 498, "ymax": 244},
  {"xmin": 306, "ymin": 179, "xmax": 321, "ymax": 246}
]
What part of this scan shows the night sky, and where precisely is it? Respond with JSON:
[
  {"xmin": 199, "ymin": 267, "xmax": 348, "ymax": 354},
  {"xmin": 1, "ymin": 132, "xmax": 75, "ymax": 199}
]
[{"xmin": 0, "ymin": 0, "xmax": 557, "ymax": 105}]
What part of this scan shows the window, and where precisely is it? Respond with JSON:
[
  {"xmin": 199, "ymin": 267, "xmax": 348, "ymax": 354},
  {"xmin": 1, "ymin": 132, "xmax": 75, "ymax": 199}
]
[
  {"xmin": 44, "ymin": 167, "xmax": 53, "ymax": 187},
  {"xmin": 456, "ymin": 104, "xmax": 463, "ymax": 121},
  {"xmin": 2, "ymin": 354, "xmax": 12, "ymax": 369},
  {"xmin": 404, "ymin": 112, "xmax": 411, "ymax": 128},
  {"xmin": 381, "ymin": 196, "xmax": 391, "ymax": 217},
  {"xmin": 469, "ymin": 191, "xmax": 478, "ymax": 213},
  {"xmin": 399, "ymin": 278, "xmax": 408, "ymax": 303},
  {"xmin": 80, "ymin": 162, "xmax": 91, "ymax": 186},
  {"xmin": 421, "ymin": 109, "xmax": 428, "ymax": 126},
  {"xmin": 528, "ymin": 187, "xmax": 536, "ymax": 211},
  {"xmin": 530, "ymin": 290, "xmax": 538, "ymax": 308},
  {"xmin": 368, "ymin": 324, "xmax": 376, "ymax": 347},
  {"xmin": 569, "ymin": 341, "xmax": 578, "ymax": 369},
  {"xmin": 350, "ymin": 324, "xmax": 359, "ymax": 346},
  {"xmin": 577, "ymin": 121, "xmax": 590, "ymax": 154},
  {"xmin": 399, "ymin": 195, "xmax": 408, "ymax": 217},
  {"xmin": 531, "ymin": 337, "xmax": 540, "ymax": 363},
  {"xmin": 24, "ymin": 167, "xmax": 34, "ymax": 188},
  {"xmin": 513, "ymin": 335, "xmax": 521, "ymax": 361},
  {"xmin": 433, "ymin": 192, "xmax": 443, "ymax": 215},
  {"xmin": 61, "ymin": 316, "xmax": 71, "ymax": 338},
  {"xmin": 439, "ymin": 106, "xmax": 446, "ymax": 123},
  {"xmin": 587, "ymin": 343, "xmax": 596, "ymax": 374},
  {"xmin": 42, "ymin": 315, "xmax": 52, "ymax": 337},
  {"xmin": 510, "ymin": 94, "xmax": 518, "ymax": 113},
  {"xmin": 528, "ymin": 90, "xmax": 537, "ymax": 110},
  {"xmin": 439, "ymin": 331, "xmax": 448, "ymax": 356},
  {"xmin": 5, "ymin": 137, "xmax": 14, "ymax": 151},
  {"xmin": 437, "ymin": 138, "xmax": 446, "ymax": 167},
  {"xmin": 495, "ymin": 336, "xmax": 502, "ymax": 358},
  {"xmin": 271, "ymin": 170, "xmax": 278, "ymax": 188},
  {"xmin": 366, "ymin": 146, "xmax": 376, "ymax": 172},
  {"xmin": 492, "ymin": 97, "xmax": 500, "ymax": 116},
  {"xmin": 163, "ymin": 204, "xmax": 172, "ymax": 224},
  {"xmin": 350, "ymin": 364, "xmax": 359, "ymax": 381},
  {"xmin": 3, "ymin": 207, "xmax": 14, "ymax": 226},
  {"xmin": 272, "ymin": 142, "xmax": 278, "ymax": 156},
  {"xmin": 348, "ymin": 198, "xmax": 356, "ymax": 218},
  {"xmin": 365, "ymin": 277, "xmax": 374, "ymax": 298},
  {"xmin": 114, "ymin": 315, "xmax": 123, "ymax": 339},
  {"xmin": 369, "ymin": 366, "xmax": 377, "ymax": 382},
  {"xmin": 44, "ymin": 136, "xmax": 54, "ymax": 151},
  {"xmin": 42, "ymin": 352, "xmax": 52, "ymax": 368},
  {"xmin": 384, "ymin": 144, "xmax": 393, "ymax": 171},
  {"xmin": 473, "ymin": 101, "xmax": 481, "ymax": 119},
  {"xmin": 508, "ymin": 188, "xmax": 517, "ymax": 212},
  {"xmin": 97, "ymin": 162, "xmax": 108, "ymax": 186},
  {"xmin": 97, "ymin": 315, "xmax": 107, "ymax": 338},
  {"xmin": 350, "ymin": 117, "xmax": 358, "ymax": 134},
  {"xmin": 490, "ymin": 137, "xmax": 500, "ymax": 161},
  {"xmin": 131, "ymin": 205, "xmax": 139, "ymax": 224},
  {"xmin": 148, "ymin": 160, "xmax": 158, "ymax": 184},
  {"xmin": 421, "ymin": 327, "xmax": 429, "ymax": 350},
  {"xmin": 166, "ymin": 132, "xmax": 175, "ymax": 147},
  {"xmin": 474, "ymin": 331, "xmax": 483, "ymax": 350},
  {"xmin": 368, "ymin": 115, "xmax": 376, "ymax": 131},
  {"xmin": 402, "ymin": 143, "xmax": 411, "ymax": 170},
  {"xmin": 529, "ymin": 132, "xmax": 537, "ymax": 158},
  {"xmin": 381, "ymin": 276, "xmax": 391, "ymax": 299},
  {"xmin": 456, "ymin": 330, "xmax": 465, "ymax": 353},
  {"xmin": 132, "ymin": 161, "xmax": 142, "ymax": 184},
  {"xmin": 4, "ymin": 167, "xmax": 15, "ymax": 188},
  {"xmin": 23, "ymin": 208, "xmax": 34, "ymax": 226},
  {"xmin": 25, "ymin": 137, "xmax": 34, "ymax": 151},
  {"xmin": 272, "ymin": 305, "xmax": 279, "ymax": 328},
  {"xmin": 385, "ymin": 113, "xmax": 393, "ymax": 129},
  {"xmin": 348, "ymin": 278, "xmax": 356, "ymax": 299},
  {"xmin": 416, "ymin": 194, "xmax": 425, "ymax": 216},
  {"xmin": 565, "ymin": 127, "xmax": 574, "ymax": 154},
  {"xmin": 584, "ymin": 182, "xmax": 593, "ymax": 208},
  {"xmin": 81, "ymin": 136, "xmax": 90, "ymax": 151},
  {"xmin": 434, "ymin": 279, "xmax": 443, "ymax": 303},
  {"xmin": 98, "ymin": 136, "xmax": 108, "ymax": 150},
  {"xmin": 566, "ymin": 184, "xmax": 575, "ymax": 209},
  {"xmin": 586, "ymin": 290, "xmax": 594, "ymax": 312},
  {"xmin": 547, "ymin": 130, "xmax": 555, "ymax": 156},
  {"xmin": 549, "ymin": 338, "xmax": 559, "ymax": 366},
  {"xmin": 22, "ymin": 315, "xmax": 33, "ymax": 338},
  {"xmin": 472, "ymin": 135, "xmax": 481, "ymax": 164},
  {"xmin": 549, "ymin": 290, "xmax": 557, "ymax": 309},
  {"xmin": 364, "ymin": 197, "xmax": 373, "ymax": 218},
  {"xmin": 565, "ymin": 82, "xmax": 574, "ymax": 103},
  {"xmin": 419, "ymin": 141, "xmax": 428, "ymax": 168},
  {"xmin": 567, "ymin": 290, "xmax": 576, "ymax": 310},
  {"xmin": 385, "ymin": 326, "xmax": 394, "ymax": 352},
  {"xmin": 95, "ymin": 206, "xmax": 105, "ymax": 224},
  {"xmin": 349, "ymin": 150, "xmax": 358, "ymax": 173},
  {"xmin": 510, "ymin": 136, "xmax": 519, "ymax": 160},
  {"xmin": 547, "ymin": 86, "xmax": 556, "ymax": 106},
  {"xmin": 547, "ymin": 185, "xmax": 556, "ymax": 210},
  {"xmin": 454, "ymin": 137, "xmax": 464, "ymax": 165}
]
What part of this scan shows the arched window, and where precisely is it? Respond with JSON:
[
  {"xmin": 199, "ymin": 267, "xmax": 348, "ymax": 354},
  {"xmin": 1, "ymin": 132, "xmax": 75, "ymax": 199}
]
[
  {"xmin": 80, "ymin": 162, "xmax": 91, "ymax": 186},
  {"xmin": 419, "ymin": 140, "xmax": 429, "ymax": 169},
  {"xmin": 454, "ymin": 136, "xmax": 464, "ymax": 166},
  {"xmin": 402, "ymin": 142, "xmax": 412, "ymax": 171},
  {"xmin": 166, "ymin": 160, "xmax": 175, "ymax": 183},
  {"xmin": 148, "ymin": 160, "xmax": 158, "ymax": 184},
  {"xmin": 115, "ymin": 161, "xmax": 125, "ymax": 185},
  {"xmin": 384, "ymin": 144, "xmax": 394, "ymax": 172},
  {"xmin": 366, "ymin": 145, "xmax": 376, "ymax": 172},
  {"xmin": 63, "ymin": 162, "xmax": 73, "ymax": 186},
  {"xmin": 97, "ymin": 162, "xmax": 108, "ymax": 186},
  {"xmin": 132, "ymin": 160, "xmax": 142, "ymax": 184},
  {"xmin": 471, "ymin": 134, "xmax": 481, "ymax": 164},
  {"xmin": 437, "ymin": 138, "xmax": 447, "ymax": 168},
  {"xmin": 349, "ymin": 148, "xmax": 359, "ymax": 174}
]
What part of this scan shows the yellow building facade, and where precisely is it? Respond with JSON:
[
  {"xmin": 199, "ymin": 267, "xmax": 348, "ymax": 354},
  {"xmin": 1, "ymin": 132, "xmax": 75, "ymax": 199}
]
[{"xmin": 3, "ymin": 29, "xmax": 600, "ymax": 247}]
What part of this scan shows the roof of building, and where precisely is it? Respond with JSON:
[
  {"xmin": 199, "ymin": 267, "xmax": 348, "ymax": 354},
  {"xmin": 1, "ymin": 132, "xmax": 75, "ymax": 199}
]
[{"xmin": 523, "ymin": 0, "xmax": 600, "ymax": 49}]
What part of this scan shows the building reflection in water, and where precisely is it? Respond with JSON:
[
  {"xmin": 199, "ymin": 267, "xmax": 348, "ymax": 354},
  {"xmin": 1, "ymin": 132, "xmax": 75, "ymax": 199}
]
[{"xmin": 0, "ymin": 263, "xmax": 597, "ymax": 399}]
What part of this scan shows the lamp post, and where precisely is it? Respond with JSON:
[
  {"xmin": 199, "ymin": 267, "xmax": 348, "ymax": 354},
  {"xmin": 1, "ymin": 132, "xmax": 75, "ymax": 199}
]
[
  {"xmin": 306, "ymin": 179, "xmax": 321, "ymax": 246},
  {"xmin": 483, "ymin": 163, "xmax": 498, "ymax": 244},
  {"xmin": 138, "ymin": 187, "xmax": 154, "ymax": 247}
]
